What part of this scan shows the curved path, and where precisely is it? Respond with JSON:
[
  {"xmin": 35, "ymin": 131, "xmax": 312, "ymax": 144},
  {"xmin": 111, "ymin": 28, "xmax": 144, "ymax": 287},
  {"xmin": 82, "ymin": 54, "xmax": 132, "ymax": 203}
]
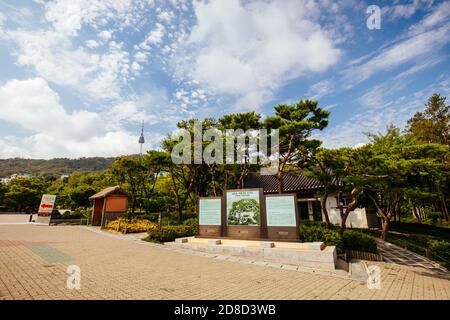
[{"xmin": 0, "ymin": 224, "xmax": 449, "ymax": 300}]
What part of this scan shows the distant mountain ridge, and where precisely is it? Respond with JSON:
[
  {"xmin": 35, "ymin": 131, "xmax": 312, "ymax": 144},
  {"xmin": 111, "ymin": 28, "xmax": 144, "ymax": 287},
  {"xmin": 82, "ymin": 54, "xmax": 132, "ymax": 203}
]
[{"xmin": 0, "ymin": 157, "xmax": 115, "ymax": 177}]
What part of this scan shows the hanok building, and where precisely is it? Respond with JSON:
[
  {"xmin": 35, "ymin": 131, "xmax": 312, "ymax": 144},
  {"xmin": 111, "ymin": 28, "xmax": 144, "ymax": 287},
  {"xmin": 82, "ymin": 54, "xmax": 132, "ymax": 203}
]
[
  {"xmin": 89, "ymin": 186, "xmax": 129, "ymax": 227},
  {"xmin": 244, "ymin": 173, "xmax": 379, "ymax": 229}
]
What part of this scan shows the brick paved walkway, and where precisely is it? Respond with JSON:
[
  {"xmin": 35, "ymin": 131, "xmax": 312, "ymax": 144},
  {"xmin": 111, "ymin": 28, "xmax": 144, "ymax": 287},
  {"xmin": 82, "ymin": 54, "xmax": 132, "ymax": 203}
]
[
  {"xmin": 0, "ymin": 224, "xmax": 449, "ymax": 300},
  {"xmin": 377, "ymin": 240, "xmax": 448, "ymax": 273}
]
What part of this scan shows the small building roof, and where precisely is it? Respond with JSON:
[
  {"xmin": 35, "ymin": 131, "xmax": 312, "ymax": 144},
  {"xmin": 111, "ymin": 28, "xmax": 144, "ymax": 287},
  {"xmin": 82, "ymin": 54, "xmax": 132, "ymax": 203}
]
[
  {"xmin": 89, "ymin": 186, "xmax": 129, "ymax": 200},
  {"xmin": 244, "ymin": 173, "xmax": 324, "ymax": 193}
]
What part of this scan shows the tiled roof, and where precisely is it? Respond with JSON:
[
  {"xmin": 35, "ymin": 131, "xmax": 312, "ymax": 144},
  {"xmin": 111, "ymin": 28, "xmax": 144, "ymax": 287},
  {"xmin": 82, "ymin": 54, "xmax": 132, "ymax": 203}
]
[
  {"xmin": 244, "ymin": 173, "xmax": 324, "ymax": 193},
  {"xmin": 89, "ymin": 186, "xmax": 128, "ymax": 199}
]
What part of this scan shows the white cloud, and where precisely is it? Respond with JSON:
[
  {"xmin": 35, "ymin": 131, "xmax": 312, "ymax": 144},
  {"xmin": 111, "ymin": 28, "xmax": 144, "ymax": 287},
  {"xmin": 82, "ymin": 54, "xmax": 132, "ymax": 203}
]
[
  {"xmin": 9, "ymin": 30, "xmax": 97, "ymax": 88},
  {"xmin": 383, "ymin": 0, "xmax": 433, "ymax": 20},
  {"xmin": 7, "ymin": 29, "xmax": 130, "ymax": 101},
  {"xmin": 317, "ymin": 77, "xmax": 450, "ymax": 148},
  {"xmin": 139, "ymin": 23, "xmax": 165, "ymax": 49},
  {"xmin": 171, "ymin": 0, "xmax": 340, "ymax": 109},
  {"xmin": 43, "ymin": 0, "xmax": 144, "ymax": 36},
  {"xmin": 98, "ymin": 30, "xmax": 112, "ymax": 41},
  {"xmin": 342, "ymin": 23, "xmax": 450, "ymax": 88},
  {"xmin": 408, "ymin": 1, "xmax": 450, "ymax": 36},
  {"xmin": 0, "ymin": 77, "xmax": 145, "ymax": 159},
  {"xmin": 85, "ymin": 39, "xmax": 99, "ymax": 48},
  {"xmin": 133, "ymin": 51, "xmax": 148, "ymax": 63},
  {"xmin": 0, "ymin": 78, "xmax": 105, "ymax": 140},
  {"xmin": 307, "ymin": 80, "xmax": 335, "ymax": 100},
  {"xmin": 158, "ymin": 11, "xmax": 174, "ymax": 23}
]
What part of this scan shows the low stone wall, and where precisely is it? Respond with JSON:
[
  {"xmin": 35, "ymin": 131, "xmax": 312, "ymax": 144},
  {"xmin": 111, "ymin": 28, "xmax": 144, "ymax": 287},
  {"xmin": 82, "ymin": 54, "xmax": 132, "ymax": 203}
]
[{"xmin": 166, "ymin": 238, "xmax": 337, "ymax": 271}]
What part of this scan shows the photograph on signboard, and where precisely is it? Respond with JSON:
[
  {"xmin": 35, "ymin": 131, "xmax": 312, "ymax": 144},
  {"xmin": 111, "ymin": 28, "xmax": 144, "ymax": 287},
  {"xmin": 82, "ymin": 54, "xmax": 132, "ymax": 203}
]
[{"xmin": 226, "ymin": 190, "xmax": 260, "ymax": 226}]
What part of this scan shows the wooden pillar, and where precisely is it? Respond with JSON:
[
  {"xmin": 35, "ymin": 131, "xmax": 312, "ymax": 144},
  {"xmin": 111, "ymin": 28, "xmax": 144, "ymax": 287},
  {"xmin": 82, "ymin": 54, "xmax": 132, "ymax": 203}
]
[
  {"xmin": 91, "ymin": 200, "xmax": 95, "ymax": 225},
  {"xmin": 100, "ymin": 197, "xmax": 107, "ymax": 228}
]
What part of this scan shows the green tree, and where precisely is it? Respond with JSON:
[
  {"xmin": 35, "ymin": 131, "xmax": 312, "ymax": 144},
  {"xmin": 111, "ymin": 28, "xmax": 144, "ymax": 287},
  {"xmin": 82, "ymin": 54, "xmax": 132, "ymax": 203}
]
[
  {"xmin": 162, "ymin": 119, "xmax": 210, "ymax": 221},
  {"xmin": 109, "ymin": 156, "xmax": 142, "ymax": 214},
  {"xmin": 4, "ymin": 178, "xmax": 46, "ymax": 213},
  {"xmin": 219, "ymin": 112, "xmax": 261, "ymax": 189},
  {"xmin": 140, "ymin": 150, "xmax": 171, "ymax": 214},
  {"xmin": 406, "ymin": 93, "xmax": 450, "ymax": 221},
  {"xmin": 406, "ymin": 93, "xmax": 449, "ymax": 145},
  {"xmin": 264, "ymin": 100, "xmax": 329, "ymax": 194},
  {"xmin": 0, "ymin": 184, "xmax": 8, "ymax": 210},
  {"xmin": 352, "ymin": 126, "xmax": 448, "ymax": 240},
  {"xmin": 67, "ymin": 185, "xmax": 97, "ymax": 208}
]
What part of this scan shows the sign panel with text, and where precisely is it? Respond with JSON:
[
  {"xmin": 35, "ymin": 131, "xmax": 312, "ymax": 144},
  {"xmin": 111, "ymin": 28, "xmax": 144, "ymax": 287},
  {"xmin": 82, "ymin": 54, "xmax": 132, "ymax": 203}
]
[
  {"xmin": 36, "ymin": 194, "xmax": 56, "ymax": 225},
  {"xmin": 266, "ymin": 195, "xmax": 297, "ymax": 227},
  {"xmin": 199, "ymin": 198, "xmax": 222, "ymax": 226}
]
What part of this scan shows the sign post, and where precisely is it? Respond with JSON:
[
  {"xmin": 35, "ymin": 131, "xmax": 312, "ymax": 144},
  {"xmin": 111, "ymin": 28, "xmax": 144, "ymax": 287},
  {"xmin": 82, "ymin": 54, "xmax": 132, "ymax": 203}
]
[{"xmin": 35, "ymin": 194, "xmax": 56, "ymax": 225}]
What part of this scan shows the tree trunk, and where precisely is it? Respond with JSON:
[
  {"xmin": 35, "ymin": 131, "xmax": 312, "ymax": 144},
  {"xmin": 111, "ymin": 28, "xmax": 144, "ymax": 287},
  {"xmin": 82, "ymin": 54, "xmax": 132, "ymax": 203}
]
[
  {"xmin": 169, "ymin": 169, "xmax": 183, "ymax": 222},
  {"xmin": 320, "ymin": 191, "xmax": 331, "ymax": 228},
  {"xmin": 440, "ymin": 195, "xmax": 449, "ymax": 221},
  {"xmin": 277, "ymin": 170, "xmax": 284, "ymax": 194},
  {"xmin": 412, "ymin": 204, "xmax": 420, "ymax": 221},
  {"xmin": 339, "ymin": 207, "xmax": 346, "ymax": 235},
  {"xmin": 380, "ymin": 217, "xmax": 390, "ymax": 240},
  {"xmin": 131, "ymin": 193, "xmax": 136, "ymax": 214},
  {"xmin": 339, "ymin": 188, "xmax": 359, "ymax": 235},
  {"xmin": 367, "ymin": 192, "xmax": 392, "ymax": 240}
]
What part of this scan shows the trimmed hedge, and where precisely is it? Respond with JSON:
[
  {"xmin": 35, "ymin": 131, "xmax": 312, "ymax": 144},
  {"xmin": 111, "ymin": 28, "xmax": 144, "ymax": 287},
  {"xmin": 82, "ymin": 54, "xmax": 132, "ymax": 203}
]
[
  {"xmin": 299, "ymin": 224, "xmax": 343, "ymax": 252},
  {"xmin": 183, "ymin": 218, "xmax": 199, "ymax": 234},
  {"xmin": 299, "ymin": 223, "xmax": 378, "ymax": 254},
  {"xmin": 145, "ymin": 225, "xmax": 195, "ymax": 243},
  {"xmin": 342, "ymin": 230, "xmax": 377, "ymax": 253}
]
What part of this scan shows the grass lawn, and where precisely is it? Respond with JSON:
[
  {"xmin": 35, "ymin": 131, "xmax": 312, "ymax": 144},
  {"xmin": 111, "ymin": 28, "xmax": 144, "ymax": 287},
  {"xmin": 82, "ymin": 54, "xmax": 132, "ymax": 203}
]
[{"xmin": 363, "ymin": 221, "xmax": 450, "ymax": 268}]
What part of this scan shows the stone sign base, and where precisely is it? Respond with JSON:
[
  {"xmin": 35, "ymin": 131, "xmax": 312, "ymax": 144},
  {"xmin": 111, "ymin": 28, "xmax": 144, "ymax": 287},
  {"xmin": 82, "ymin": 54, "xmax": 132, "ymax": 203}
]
[{"xmin": 165, "ymin": 237, "xmax": 337, "ymax": 271}]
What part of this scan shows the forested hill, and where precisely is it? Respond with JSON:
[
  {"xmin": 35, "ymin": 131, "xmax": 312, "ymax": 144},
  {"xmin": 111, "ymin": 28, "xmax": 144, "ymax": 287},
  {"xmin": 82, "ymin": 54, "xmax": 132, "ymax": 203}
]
[{"xmin": 0, "ymin": 157, "xmax": 115, "ymax": 177}]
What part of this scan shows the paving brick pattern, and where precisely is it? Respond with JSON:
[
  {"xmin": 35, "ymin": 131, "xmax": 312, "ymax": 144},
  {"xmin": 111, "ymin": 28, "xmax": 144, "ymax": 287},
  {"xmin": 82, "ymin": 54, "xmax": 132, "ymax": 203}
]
[
  {"xmin": 0, "ymin": 224, "xmax": 449, "ymax": 300},
  {"xmin": 377, "ymin": 240, "xmax": 448, "ymax": 273}
]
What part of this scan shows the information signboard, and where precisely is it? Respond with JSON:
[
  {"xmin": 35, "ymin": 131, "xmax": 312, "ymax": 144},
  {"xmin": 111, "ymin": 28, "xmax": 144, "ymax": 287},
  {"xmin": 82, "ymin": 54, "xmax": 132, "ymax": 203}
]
[
  {"xmin": 199, "ymin": 198, "xmax": 222, "ymax": 225},
  {"xmin": 35, "ymin": 194, "xmax": 56, "ymax": 225},
  {"xmin": 266, "ymin": 195, "xmax": 297, "ymax": 227}
]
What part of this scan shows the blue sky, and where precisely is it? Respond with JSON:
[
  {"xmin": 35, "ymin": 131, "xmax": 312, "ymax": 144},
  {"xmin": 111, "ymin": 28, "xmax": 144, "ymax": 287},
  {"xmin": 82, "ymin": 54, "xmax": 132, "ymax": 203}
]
[{"xmin": 0, "ymin": 0, "xmax": 449, "ymax": 159}]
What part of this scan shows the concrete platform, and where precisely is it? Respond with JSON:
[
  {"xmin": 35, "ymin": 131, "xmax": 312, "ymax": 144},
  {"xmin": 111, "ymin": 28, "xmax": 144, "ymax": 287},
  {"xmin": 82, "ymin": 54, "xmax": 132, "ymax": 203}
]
[{"xmin": 166, "ymin": 237, "xmax": 337, "ymax": 271}]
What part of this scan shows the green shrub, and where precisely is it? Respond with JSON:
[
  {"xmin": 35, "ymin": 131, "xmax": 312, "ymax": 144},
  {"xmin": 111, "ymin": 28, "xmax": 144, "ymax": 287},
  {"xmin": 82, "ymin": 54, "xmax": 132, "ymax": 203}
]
[
  {"xmin": 106, "ymin": 217, "xmax": 158, "ymax": 233},
  {"xmin": 342, "ymin": 230, "xmax": 378, "ymax": 253},
  {"xmin": 427, "ymin": 240, "xmax": 450, "ymax": 265},
  {"xmin": 427, "ymin": 212, "xmax": 442, "ymax": 226},
  {"xmin": 55, "ymin": 209, "xmax": 84, "ymax": 219},
  {"xmin": 183, "ymin": 218, "xmax": 199, "ymax": 234},
  {"xmin": 299, "ymin": 224, "xmax": 343, "ymax": 252},
  {"xmin": 299, "ymin": 224, "xmax": 378, "ymax": 254},
  {"xmin": 134, "ymin": 213, "xmax": 158, "ymax": 222},
  {"xmin": 51, "ymin": 209, "xmax": 61, "ymax": 219},
  {"xmin": 145, "ymin": 225, "xmax": 195, "ymax": 243},
  {"xmin": 84, "ymin": 208, "xmax": 92, "ymax": 221}
]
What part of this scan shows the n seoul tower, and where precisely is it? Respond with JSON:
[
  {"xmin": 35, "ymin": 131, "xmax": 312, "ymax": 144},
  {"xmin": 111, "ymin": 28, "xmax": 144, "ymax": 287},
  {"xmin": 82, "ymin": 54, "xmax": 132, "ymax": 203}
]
[{"xmin": 138, "ymin": 121, "xmax": 145, "ymax": 156}]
